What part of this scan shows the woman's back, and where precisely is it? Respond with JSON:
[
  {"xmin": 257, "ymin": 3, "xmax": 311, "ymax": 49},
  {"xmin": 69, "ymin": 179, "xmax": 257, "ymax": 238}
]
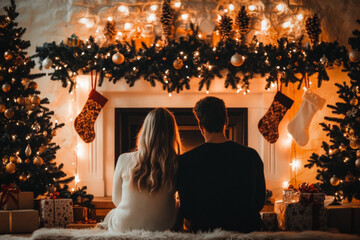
[{"xmin": 106, "ymin": 152, "xmax": 177, "ymax": 232}]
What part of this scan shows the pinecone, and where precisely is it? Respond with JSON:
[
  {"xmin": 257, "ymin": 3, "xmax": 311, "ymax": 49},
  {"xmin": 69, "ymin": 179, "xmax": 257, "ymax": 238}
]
[
  {"xmin": 305, "ymin": 14, "xmax": 322, "ymax": 45},
  {"xmin": 236, "ymin": 6, "xmax": 250, "ymax": 35},
  {"xmin": 103, "ymin": 20, "xmax": 117, "ymax": 42},
  {"xmin": 160, "ymin": 0, "xmax": 174, "ymax": 44},
  {"xmin": 219, "ymin": 14, "xmax": 233, "ymax": 41}
]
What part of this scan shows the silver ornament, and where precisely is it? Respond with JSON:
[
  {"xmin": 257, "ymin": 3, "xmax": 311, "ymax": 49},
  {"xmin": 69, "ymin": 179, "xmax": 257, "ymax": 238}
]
[
  {"xmin": 42, "ymin": 57, "xmax": 53, "ymax": 69},
  {"xmin": 25, "ymin": 144, "xmax": 32, "ymax": 157},
  {"xmin": 349, "ymin": 50, "xmax": 360, "ymax": 63},
  {"xmin": 355, "ymin": 159, "xmax": 360, "ymax": 168}
]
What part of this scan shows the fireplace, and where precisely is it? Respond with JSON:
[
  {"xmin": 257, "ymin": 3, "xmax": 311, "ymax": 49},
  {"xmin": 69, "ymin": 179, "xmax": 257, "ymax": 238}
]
[{"xmin": 114, "ymin": 108, "xmax": 248, "ymax": 165}]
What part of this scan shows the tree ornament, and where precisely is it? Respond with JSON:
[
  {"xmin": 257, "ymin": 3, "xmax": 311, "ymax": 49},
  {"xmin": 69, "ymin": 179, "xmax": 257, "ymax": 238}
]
[
  {"xmin": 112, "ymin": 52, "xmax": 124, "ymax": 65},
  {"xmin": 339, "ymin": 144, "xmax": 346, "ymax": 152},
  {"xmin": 160, "ymin": 0, "xmax": 174, "ymax": 44},
  {"xmin": 4, "ymin": 51, "xmax": 13, "ymax": 60},
  {"xmin": 42, "ymin": 57, "xmax": 53, "ymax": 69},
  {"xmin": 25, "ymin": 144, "xmax": 32, "ymax": 157},
  {"xmin": 17, "ymin": 96, "xmax": 25, "ymax": 105},
  {"xmin": 32, "ymin": 123, "xmax": 41, "ymax": 132},
  {"xmin": 4, "ymin": 108, "xmax": 14, "ymax": 118},
  {"xmin": 21, "ymin": 78, "xmax": 29, "ymax": 86},
  {"xmin": 350, "ymin": 98, "xmax": 358, "ymax": 106},
  {"xmin": 349, "ymin": 49, "xmax": 360, "ymax": 63},
  {"xmin": 320, "ymin": 55, "xmax": 328, "ymax": 66},
  {"xmin": 28, "ymin": 81, "xmax": 37, "ymax": 90},
  {"xmin": 345, "ymin": 172, "xmax": 355, "ymax": 182},
  {"xmin": 33, "ymin": 156, "xmax": 44, "ymax": 166},
  {"xmin": 51, "ymin": 129, "xmax": 57, "ymax": 136},
  {"xmin": 0, "ymin": 104, "xmax": 5, "ymax": 113},
  {"xmin": 350, "ymin": 138, "xmax": 360, "ymax": 149},
  {"xmin": 305, "ymin": 14, "xmax": 321, "ymax": 45},
  {"xmin": 17, "ymin": 156, "xmax": 22, "ymax": 163},
  {"xmin": 355, "ymin": 159, "xmax": 360, "ymax": 168},
  {"xmin": 31, "ymin": 95, "xmax": 40, "ymax": 105},
  {"xmin": 2, "ymin": 156, "xmax": 9, "ymax": 163},
  {"xmin": 38, "ymin": 145, "xmax": 47, "ymax": 153},
  {"xmin": 2, "ymin": 83, "xmax": 11, "ymax": 92},
  {"xmin": 24, "ymin": 158, "xmax": 30, "ymax": 164},
  {"xmin": 103, "ymin": 20, "xmax": 117, "ymax": 44},
  {"xmin": 10, "ymin": 155, "xmax": 18, "ymax": 163},
  {"xmin": 357, "ymin": 150, "xmax": 360, "ymax": 158},
  {"xmin": 8, "ymin": 66, "xmax": 15, "ymax": 74},
  {"xmin": 330, "ymin": 175, "xmax": 340, "ymax": 186},
  {"xmin": 43, "ymin": 131, "xmax": 48, "ymax": 137},
  {"xmin": 5, "ymin": 162, "xmax": 16, "ymax": 174},
  {"xmin": 11, "ymin": 134, "xmax": 17, "ymax": 141},
  {"xmin": 218, "ymin": 14, "xmax": 233, "ymax": 41},
  {"xmin": 230, "ymin": 53, "xmax": 245, "ymax": 67},
  {"xmin": 19, "ymin": 174, "xmax": 27, "ymax": 182},
  {"xmin": 173, "ymin": 58, "xmax": 184, "ymax": 70}
]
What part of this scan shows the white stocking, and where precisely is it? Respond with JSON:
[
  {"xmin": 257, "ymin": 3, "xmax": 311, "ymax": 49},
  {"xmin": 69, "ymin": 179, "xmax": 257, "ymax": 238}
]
[{"xmin": 287, "ymin": 90, "xmax": 326, "ymax": 146}]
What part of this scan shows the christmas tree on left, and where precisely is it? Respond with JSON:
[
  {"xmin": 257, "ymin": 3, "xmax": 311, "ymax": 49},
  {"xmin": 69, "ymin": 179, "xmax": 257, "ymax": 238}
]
[{"xmin": 0, "ymin": 0, "xmax": 73, "ymax": 197}]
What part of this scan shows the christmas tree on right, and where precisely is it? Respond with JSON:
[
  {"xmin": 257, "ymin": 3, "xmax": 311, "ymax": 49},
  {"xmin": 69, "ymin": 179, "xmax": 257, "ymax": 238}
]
[{"xmin": 305, "ymin": 20, "xmax": 360, "ymax": 205}]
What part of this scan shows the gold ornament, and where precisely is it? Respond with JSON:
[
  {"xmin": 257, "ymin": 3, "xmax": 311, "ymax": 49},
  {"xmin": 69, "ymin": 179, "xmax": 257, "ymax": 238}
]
[
  {"xmin": 0, "ymin": 104, "xmax": 5, "ymax": 113},
  {"xmin": 4, "ymin": 109, "xmax": 14, "ymax": 118},
  {"xmin": 28, "ymin": 81, "xmax": 37, "ymax": 90},
  {"xmin": 112, "ymin": 52, "xmax": 125, "ymax": 65},
  {"xmin": 2, "ymin": 156, "xmax": 9, "ymax": 163},
  {"xmin": 330, "ymin": 175, "xmax": 340, "ymax": 186},
  {"xmin": 349, "ymin": 49, "xmax": 360, "ymax": 63},
  {"xmin": 51, "ymin": 129, "xmax": 57, "ymax": 136},
  {"xmin": 349, "ymin": 128, "xmax": 355, "ymax": 136},
  {"xmin": 350, "ymin": 98, "xmax": 358, "ymax": 106},
  {"xmin": 355, "ymin": 159, "xmax": 360, "ymax": 168},
  {"xmin": 33, "ymin": 156, "xmax": 44, "ymax": 166},
  {"xmin": 4, "ymin": 51, "xmax": 13, "ymax": 60},
  {"xmin": 21, "ymin": 78, "xmax": 29, "ymax": 86},
  {"xmin": 25, "ymin": 144, "xmax": 32, "ymax": 156},
  {"xmin": 31, "ymin": 95, "xmax": 40, "ymax": 105},
  {"xmin": 32, "ymin": 123, "xmax": 41, "ymax": 132},
  {"xmin": 38, "ymin": 145, "xmax": 47, "ymax": 153},
  {"xmin": 350, "ymin": 139, "xmax": 360, "ymax": 149},
  {"xmin": 8, "ymin": 67, "xmax": 15, "ymax": 74},
  {"xmin": 43, "ymin": 131, "xmax": 48, "ymax": 137},
  {"xmin": 230, "ymin": 53, "xmax": 245, "ymax": 67},
  {"xmin": 10, "ymin": 155, "xmax": 18, "ymax": 163},
  {"xmin": 173, "ymin": 58, "xmax": 184, "ymax": 70},
  {"xmin": 17, "ymin": 156, "xmax": 22, "ymax": 163},
  {"xmin": 339, "ymin": 144, "xmax": 346, "ymax": 152},
  {"xmin": 357, "ymin": 150, "xmax": 360, "ymax": 158},
  {"xmin": 24, "ymin": 158, "xmax": 30, "ymax": 164},
  {"xmin": 17, "ymin": 96, "xmax": 25, "ymax": 105},
  {"xmin": 2, "ymin": 83, "xmax": 11, "ymax": 92},
  {"xmin": 5, "ymin": 162, "xmax": 16, "ymax": 174},
  {"xmin": 19, "ymin": 174, "xmax": 27, "ymax": 182}
]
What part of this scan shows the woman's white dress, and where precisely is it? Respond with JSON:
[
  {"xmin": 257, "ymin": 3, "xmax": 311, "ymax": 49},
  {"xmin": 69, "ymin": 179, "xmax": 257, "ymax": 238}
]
[{"xmin": 103, "ymin": 152, "xmax": 177, "ymax": 232}]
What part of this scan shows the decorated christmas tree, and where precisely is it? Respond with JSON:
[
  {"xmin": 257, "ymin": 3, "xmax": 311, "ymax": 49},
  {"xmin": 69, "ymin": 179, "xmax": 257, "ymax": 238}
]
[
  {"xmin": 305, "ymin": 20, "xmax": 360, "ymax": 204},
  {"xmin": 0, "ymin": 0, "xmax": 73, "ymax": 197}
]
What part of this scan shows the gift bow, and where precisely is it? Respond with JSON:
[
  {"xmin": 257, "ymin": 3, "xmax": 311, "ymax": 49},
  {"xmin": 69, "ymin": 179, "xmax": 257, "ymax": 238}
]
[
  {"xmin": 298, "ymin": 182, "xmax": 319, "ymax": 193},
  {"xmin": 0, "ymin": 184, "xmax": 20, "ymax": 206},
  {"xmin": 49, "ymin": 191, "xmax": 60, "ymax": 199}
]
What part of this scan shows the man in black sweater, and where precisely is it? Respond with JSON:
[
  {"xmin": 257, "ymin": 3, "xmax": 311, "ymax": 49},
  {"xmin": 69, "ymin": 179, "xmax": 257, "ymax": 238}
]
[{"xmin": 176, "ymin": 96, "xmax": 266, "ymax": 233}]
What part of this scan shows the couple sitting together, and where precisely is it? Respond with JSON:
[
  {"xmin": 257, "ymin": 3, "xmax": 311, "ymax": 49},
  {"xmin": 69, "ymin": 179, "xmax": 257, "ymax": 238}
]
[{"xmin": 102, "ymin": 96, "xmax": 266, "ymax": 233}]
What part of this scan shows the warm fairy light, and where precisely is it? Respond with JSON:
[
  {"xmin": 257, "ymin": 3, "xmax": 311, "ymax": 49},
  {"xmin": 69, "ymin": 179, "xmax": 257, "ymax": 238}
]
[
  {"xmin": 282, "ymin": 21, "xmax": 291, "ymax": 28},
  {"xmin": 206, "ymin": 90, "xmax": 209, "ymax": 94},
  {"xmin": 228, "ymin": 4, "xmax": 235, "ymax": 11},
  {"xmin": 198, "ymin": 34, "xmax": 202, "ymax": 38},
  {"xmin": 282, "ymin": 181, "xmax": 289, "ymax": 189},
  {"xmin": 297, "ymin": 14, "xmax": 304, "ymax": 20},
  {"xmin": 261, "ymin": 19, "xmax": 270, "ymax": 32},
  {"xmin": 290, "ymin": 159, "xmax": 301, "ymax": 171},
  {"xmin": 76, "ymin": 143, "xmax": 84, "ymax": 157},
  {"xmin": 150, "ymin": 5, "xmax": 158, "ymax": 11},
  {"xmin": 107, "ymin": 16, "xmax": 113, "ymax": 22},
  {"xmin": 276, "ymin": 3, "xmax": 285, "ymax": 12},
  {"xmin": 147, "ymin": 13, "xmax": 156, "ymax": 23},
  {"xmin": 217, "ymin": 14, "xmax": 222, "ymax": 21},
  {"xmin": 79, "ymin": 17, "xmax": 87, "ymax": 24},
  {"xmin": 248, "ymin": 5, "xmax": 256, "ymax": 11},
  {"xmin": 75, "ymin": 175, "xmax": 80, "ymax": 184},
  {"xmin": 168, "ymin": 93, "xmax": 172, "ymax": 97},
  {"xmin": 181, "ymin": 13, "xmax": 189, "ymax": 21},
  {"xmin": 124, "ymin": 23, "xmax": 132, "ymax": 31},
  {"xmin": 118, "ymin": 5, "xmax": 128, "ymax": 13},
  {"xmin": 174, "ymin": 1, "xmax": 181, "ymax": 8}
]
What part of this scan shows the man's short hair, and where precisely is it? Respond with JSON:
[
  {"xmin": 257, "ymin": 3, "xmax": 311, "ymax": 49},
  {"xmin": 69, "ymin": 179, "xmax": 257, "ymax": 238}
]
[{"xmin": 193, "ymin": 96, "xmax": 228, "ymax": 133}]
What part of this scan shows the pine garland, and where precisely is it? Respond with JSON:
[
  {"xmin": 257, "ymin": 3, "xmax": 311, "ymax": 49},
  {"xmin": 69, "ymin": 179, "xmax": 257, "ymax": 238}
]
[
  {"xmin": 160, "ymin": 0, "xmax": 174, "ymax": 44},
  {"xmin": 219, "ymin": 14, "xmax": 233, "ymax": 41},
  {"xmin": 103, "ymin": 20, "xmax": 117, "ymax": 43},
  {"xmin": 306, "ymin": 14, "xmax": 322, "ymax": 45}
]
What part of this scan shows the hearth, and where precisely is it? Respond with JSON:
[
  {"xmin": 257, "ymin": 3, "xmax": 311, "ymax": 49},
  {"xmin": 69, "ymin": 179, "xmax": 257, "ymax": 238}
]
[{"xmin": 114, "ymin": 108, "xmax": 247, "ymax": 165}]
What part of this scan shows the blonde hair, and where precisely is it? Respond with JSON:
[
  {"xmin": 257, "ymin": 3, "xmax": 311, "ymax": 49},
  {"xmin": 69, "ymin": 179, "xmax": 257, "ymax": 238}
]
[{"xmin": 132, "ymin": 108, "xmax": 181, "ymax": 193}]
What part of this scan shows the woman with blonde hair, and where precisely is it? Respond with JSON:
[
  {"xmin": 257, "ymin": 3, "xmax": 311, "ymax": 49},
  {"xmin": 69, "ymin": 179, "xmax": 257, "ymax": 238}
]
[{"xmin": 102, "ymin": 107, "xmax": 182, "ymax": 232}]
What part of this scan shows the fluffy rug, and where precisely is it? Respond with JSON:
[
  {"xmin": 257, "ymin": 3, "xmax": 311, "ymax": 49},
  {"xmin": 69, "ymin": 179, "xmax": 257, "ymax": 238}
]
[{"xmin": 1, "ymin": 228, "xmax": 360, "ymax": 240}]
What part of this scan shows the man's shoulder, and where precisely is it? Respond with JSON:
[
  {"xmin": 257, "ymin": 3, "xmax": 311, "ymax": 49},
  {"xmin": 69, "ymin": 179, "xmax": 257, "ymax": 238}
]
[{"xmin": 179, "ymin": 144, "xmax": 207, "ymax": 160}]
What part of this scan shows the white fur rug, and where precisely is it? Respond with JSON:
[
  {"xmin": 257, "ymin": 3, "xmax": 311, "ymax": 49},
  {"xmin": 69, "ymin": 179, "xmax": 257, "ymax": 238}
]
[{"xmin": 1, "ymin": 228, "xmax": 359, "ymax": 240}]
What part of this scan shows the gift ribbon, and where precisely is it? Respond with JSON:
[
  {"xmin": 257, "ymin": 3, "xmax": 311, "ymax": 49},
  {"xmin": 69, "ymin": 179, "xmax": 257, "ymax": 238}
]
[
  {"xmin": 9, "ymin": 211, "xmax": 13, "ymax": 233},
  {"xmin": 0, "ymin": 184, "xmax": 20, "ymax": 209}
]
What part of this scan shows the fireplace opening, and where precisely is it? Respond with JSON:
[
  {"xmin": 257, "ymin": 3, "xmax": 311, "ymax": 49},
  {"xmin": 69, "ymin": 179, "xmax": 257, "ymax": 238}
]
[{"xmin": 114, "ymin": 108, "xmax": 247, "ymax": 165}]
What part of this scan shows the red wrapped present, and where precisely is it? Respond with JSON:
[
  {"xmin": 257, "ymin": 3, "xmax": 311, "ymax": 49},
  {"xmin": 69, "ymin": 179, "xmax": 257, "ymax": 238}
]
[
  {"xmin": 298, "ymin": 182, "xmax": 325, "ymax": 204},
  {"xmin": 39, "ymin": 198, "xmax": 74, "ymax": 227},
  {"xmin": 0, "ymin": 184, "xmax": 34, "ymax": 210},
  {"xmin": 0, "ymin": 209, "xmax": 39, "ymax": 233},
  {"xmin": 261, "ymin": 212, "xmax": 278, "ymax": 231}
]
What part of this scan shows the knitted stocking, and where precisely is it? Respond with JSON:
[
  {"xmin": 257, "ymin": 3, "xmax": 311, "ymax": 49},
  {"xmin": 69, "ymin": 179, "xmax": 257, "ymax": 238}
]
[
  {"xmin": 287, "ymin": 90, "xmax": 325, "ymax": 146},
  {"xmin": 258, "ymin": 91, "xmax": 294, "ymax": 143},
  {"xmin": 74, "ymin": 89, "xmax": 108, "ymax": 143}
]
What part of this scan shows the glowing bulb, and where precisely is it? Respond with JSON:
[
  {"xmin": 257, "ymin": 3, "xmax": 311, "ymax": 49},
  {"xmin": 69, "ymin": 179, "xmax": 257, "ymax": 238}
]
[
  {"xmin": 261, "ymin": 19, "xmax": 270, "ymax": 32},
  {"xmin": 276, "ymin": 3, "xmax": 285, "ymax": 12},
  {"xmin": 174, "ymin": 1, "xmax": 181, "ymax": 8},
  {"xmin": 206, "ymin": 90, "xmax": 209, "ymax": 94},
  {"xmin": 147, "ymin": 14, "xmax": 156, "ymax": 22},
  {"xmin": 228, "ymin": 4, "xmax": 235, "ymax": 11},
  {"xmin": 107, "ymin": 16, "xmax": 113, "ymax": 22},
  {"xmin": 118, "ymin": 5, "xmax": 128, "ymax": 13},
  {"xmin": 198, "ymin": 34, "xmax": 202, "ymax": 38},
  {"xmin": 79, "ymin": 17, "xmax": 88, "ymax": 24},
  {"xmin": 75, "ymin": 175, "xmax": 80, "ymax": 184},
  {"xmin": 290, "ymin": 159, "xmax": 301, "ymax": 171},
  {"xmin": 168, "ymin": 93, "xmax": 172, "ymax": 97},
  {"xmin": 282, "ymin": 181, "xmax": 289, "ymax": 189},
  {"xmin": 282, "ymin": 21, "xmax": 291, "ymax": 28},
  {"xmin": 124, "ymin": 23, "xmax": 132, "ymax": 31},
  {"xmin": 217, "ymin": 14, "xmax": 222, "ymax": 21},
  {"xmin": 248, "ymin": 5, "xmax": 256, "ymax": 11},
  {"xmin": 297, "ymin": 14, "xmax": 304, "ymax": 20},
  {"xmin": 150, "ymin": 5, "xmax": 157, "ymax": 11},
  {"xmin": 181, "ymin": 13, "xmax": 189, "ymax": 21}
]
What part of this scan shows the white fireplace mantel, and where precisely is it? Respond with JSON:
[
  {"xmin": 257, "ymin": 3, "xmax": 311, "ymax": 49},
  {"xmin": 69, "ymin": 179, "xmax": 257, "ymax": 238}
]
[{"xmin": 74, "ymin": 75, "xmax": 291, "ymax": 198}]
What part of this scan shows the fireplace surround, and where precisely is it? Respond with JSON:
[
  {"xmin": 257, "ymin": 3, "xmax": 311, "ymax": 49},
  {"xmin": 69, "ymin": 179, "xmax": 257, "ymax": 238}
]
[{"xmin": 74, "ymin": 75, "xmax": 291, "ymax": 198}]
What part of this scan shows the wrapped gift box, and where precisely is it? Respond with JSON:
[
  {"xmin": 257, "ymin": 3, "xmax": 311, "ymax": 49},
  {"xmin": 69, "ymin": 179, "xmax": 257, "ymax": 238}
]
[
  {"xmin": 0, "ymin": 191, "xmax": 34, "ymax": 210},
  {"xmin": 40, "ymin": 199, "xmax": 74, "ymax": 227},
  {"xmin": 73, "ymin": 205, "xmax": 88, "ymax": 222},
  {"xmin": 327, "ymin": 205, "xmax": 360, "ymax": 233},
  {"xmin": 275, "ymin": 200, "xmax": 327, "ymax": 231},
  {"xmin": 0, "ymin": 209, "xmax": 39, "ymax": 233},
  {"xmin": 66, "ymin": 34, "xmax": 83, "ymax": 47},
  {"xmin": 300, "ymin": 193, "xmax": 325, "ymax": 204},
  {"xmin": 261, "ymin": 212, "xmax": 277, "ymax": 231}
]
